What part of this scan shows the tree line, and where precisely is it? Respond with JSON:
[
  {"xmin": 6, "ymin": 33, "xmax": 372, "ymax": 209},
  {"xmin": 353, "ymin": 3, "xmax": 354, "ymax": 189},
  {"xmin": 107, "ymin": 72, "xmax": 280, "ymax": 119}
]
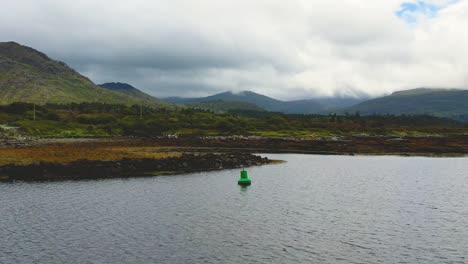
[{"xmin": 0, "ymin": 102, "xmax": 465, "ymax": 137}]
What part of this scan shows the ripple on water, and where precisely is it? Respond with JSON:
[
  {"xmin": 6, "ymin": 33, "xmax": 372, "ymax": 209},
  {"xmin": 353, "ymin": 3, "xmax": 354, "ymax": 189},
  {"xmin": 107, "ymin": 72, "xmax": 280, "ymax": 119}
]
[{"xmin": 1, "ymin": 154, "xmax": 468, "ymax": 264}]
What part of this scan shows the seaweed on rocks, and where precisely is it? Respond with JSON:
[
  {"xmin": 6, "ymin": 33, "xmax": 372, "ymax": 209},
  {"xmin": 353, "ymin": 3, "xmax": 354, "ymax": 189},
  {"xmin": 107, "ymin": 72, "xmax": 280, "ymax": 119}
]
[{"xmin": 0, "ymin": 153, "xmax": 272, "ymax": 182}]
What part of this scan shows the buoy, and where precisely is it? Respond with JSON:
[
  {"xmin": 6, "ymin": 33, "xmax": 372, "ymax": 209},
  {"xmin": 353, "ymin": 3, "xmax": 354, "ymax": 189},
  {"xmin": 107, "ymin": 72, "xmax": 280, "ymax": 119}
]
[{"xmin": 238, "ymin": 169, "xmax": 251, "ymax": 186}]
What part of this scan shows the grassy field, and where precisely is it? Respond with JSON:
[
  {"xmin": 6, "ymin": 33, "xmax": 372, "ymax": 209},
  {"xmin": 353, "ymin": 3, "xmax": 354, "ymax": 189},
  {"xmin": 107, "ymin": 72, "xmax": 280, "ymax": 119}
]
[
  {"xmin": 0, "ymin": 142, "xmax": 182, "ymax": 165},
  {"xmin": 0, "ymin": 102, "xmax": 467, "ymax": 140}
]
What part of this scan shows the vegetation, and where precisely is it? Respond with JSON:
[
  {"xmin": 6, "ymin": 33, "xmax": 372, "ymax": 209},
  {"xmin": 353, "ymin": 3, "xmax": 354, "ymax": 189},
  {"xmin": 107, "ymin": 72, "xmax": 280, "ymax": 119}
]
[
  {"xmin": 0, "ymin": 102, "xmax": 466, "ymax": 138},
  {"xmin": 0, "ymin": 42, "xmax": 169, "ymax": 107},
  {"xmin": 165, "ymin": 88, "xmax": 468, "ymax": 121},
  {"xmin": 184, "ymin": 100, "xmax": 265, "ymax": 113},
  {"xmin": 0, "ymin": 142, "xmax": 182, "ymax": 166},
  {"xmin": 98, "ymin": 82, "xmax": 166, "ymax": 106},
  {"xmin": 344, "ymin": 88, "xmax": 468, "ymax": 122},
  {"xmin": 163, "ymin": 90, "xmax": 363, "ymax": 114}
]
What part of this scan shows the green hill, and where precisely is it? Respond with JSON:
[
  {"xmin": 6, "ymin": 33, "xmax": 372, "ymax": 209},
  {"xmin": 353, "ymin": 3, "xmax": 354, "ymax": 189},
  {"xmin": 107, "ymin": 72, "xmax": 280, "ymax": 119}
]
[
  {"xmin": 163, "ymin": 91, "xmax": 363, "ymax": 114},
  {"xmin": 344, "ymin": 88, "xmax": 468, "ymax": 122},
  {"xmin": 98, "ymin": 82, "xmax": 165, "ymax": 106},
  {"xmin": 190, "ymin": 91, "xmax": 287, "ymax": 111},
  {"xmin": 0, "ymin": 42, "xmax": 168, "ymax": 107},
  {"xmin": 185, "ymin": 99, "xmax": 265, "ymax": 113}
]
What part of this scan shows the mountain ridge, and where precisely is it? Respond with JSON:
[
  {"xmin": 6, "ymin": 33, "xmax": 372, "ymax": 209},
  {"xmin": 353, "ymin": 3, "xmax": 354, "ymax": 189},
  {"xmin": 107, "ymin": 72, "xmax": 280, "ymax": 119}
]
[
  {"xmin": 344, "ymin": 88, "xmax": 468, "ymax": 122},
  {"xmin": 0, "ymin": 42, "xmax": 168, "ymax": 107},
  {"xmin": 163, "ymin": 90, "xmax": 364, "ymax": 114},
  {"xmin": 98, "ymin": 82, "xmax": 165, "ymax": 106}
]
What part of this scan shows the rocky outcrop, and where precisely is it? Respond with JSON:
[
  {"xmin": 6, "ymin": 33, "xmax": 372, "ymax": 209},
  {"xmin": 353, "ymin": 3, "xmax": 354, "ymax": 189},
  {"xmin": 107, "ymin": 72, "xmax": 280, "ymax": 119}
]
[
  {"xmin": 0, "ymin": 153, "xmax": 271, "ymax": 182},
  {"xmin": 0, "ymin": 129, "xmax": 34, "ymax": 148},
  {"xmin": 139, "ymin": 135, "xmax": 468, "ymax": 156}
]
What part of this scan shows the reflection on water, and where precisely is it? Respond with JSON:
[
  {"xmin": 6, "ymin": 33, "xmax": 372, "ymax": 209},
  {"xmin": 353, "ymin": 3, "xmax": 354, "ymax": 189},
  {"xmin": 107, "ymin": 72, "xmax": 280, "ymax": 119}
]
[
  {"xmin": 1, "ymin": 154, "xmax": 467, "ymax": 264},
  {"xmin": 239, "ymin": 185, "xmax": 250, "ymax": 193}
]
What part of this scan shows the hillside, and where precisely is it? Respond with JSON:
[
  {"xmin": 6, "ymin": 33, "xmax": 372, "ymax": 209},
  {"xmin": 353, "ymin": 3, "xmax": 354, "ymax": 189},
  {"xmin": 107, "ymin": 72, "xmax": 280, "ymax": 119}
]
[
  {"xmin": 279, "ymin": 97, "xmax": 364, "ymax": 114},
  {"xmin": 185, "ymin": 100, "xmax": 265, "ymax": 113},
  {"xmin": 193, "ymin": 91, "xmax": 287, "ymax": 111},
  {"xmin": 344, "ymin": 88, "xmax": 468, "ymax": 122},
  {"xmin": 163, "ymin": 91, "xmax": 362, "ymax": 114},
  {"xmin": 0, "ymin": 42, "xmax": 167, "ymax": 107},
  {"xmin": 98, "ymin": 82, "xmax": 165, "ymax": 106}
]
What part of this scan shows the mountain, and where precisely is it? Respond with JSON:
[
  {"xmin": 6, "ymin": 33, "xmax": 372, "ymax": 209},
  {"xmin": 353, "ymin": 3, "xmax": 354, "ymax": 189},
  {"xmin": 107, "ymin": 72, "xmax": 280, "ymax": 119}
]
[
  {"xmin": 278, "ymin": 97, "xmax": 365, "ymax": 114},
  {"xmin": 0, "ymin": 42, "xmax": 167, "ymax": 107},
  {"xmin": 193, "ymin": 91, "xmax": 286, "ymax": 110},
  {"xmin": 164, "ymin": 91, "xmax": 288, "ymax": 112},
  {"xmin": 185, "ymin": 100, "xmax": 265, "ymax": 113},
  {"xmin": 163, "ymin": 91, "xmax": 364, "ymax": 114},
  {"xmin": 344, "ymin": 88, "xmax": 468, "ymax": 122},
  {"xmin": 98, "ymin": 82, "xmax": 164, "ymax": 105}
]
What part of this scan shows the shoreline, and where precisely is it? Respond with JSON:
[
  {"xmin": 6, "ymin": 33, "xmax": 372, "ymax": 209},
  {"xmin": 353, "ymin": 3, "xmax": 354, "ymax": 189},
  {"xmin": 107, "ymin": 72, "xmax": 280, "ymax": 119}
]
[
  {"xmin": 3, "ymin": 134, "xmax": 468, "ymax": 156},
  {"xmin": 1, "ymin": 135, "xmax": 467, "ymax": 182},
  {"xmin": 0, "ymin": 153, "xmax": 274, "ymax": 182}
]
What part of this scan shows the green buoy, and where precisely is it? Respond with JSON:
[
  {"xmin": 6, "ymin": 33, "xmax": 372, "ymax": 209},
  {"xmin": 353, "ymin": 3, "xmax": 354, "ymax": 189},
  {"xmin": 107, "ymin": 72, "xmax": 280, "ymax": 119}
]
[{"xmin": 238, "ymin": 169, "xmax": 251, "ymax": 186}]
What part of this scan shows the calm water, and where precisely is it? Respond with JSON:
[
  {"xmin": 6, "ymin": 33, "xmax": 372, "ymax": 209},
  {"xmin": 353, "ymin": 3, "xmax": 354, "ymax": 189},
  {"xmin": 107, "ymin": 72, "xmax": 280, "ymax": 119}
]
[{"xmin": 1, "ymin": 154, "xmax": 467, "ymax": 264}]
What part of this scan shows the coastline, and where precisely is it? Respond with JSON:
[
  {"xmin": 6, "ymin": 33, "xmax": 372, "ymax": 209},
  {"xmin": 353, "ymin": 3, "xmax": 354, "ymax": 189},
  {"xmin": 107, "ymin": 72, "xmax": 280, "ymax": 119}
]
[
  {"xmin": 1, "ymin": 135, "xmax": 467, "ymax": 182},
  {"xmin": 0, "ymin": 153, "xmax": 274, "ymax": 182}
]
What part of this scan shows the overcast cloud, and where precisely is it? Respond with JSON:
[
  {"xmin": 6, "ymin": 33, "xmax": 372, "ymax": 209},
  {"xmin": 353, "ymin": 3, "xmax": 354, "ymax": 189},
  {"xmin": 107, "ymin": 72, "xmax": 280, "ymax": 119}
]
[{"xmin": 1, "ymin": 0, "xmax": 467, "ymax": 99}]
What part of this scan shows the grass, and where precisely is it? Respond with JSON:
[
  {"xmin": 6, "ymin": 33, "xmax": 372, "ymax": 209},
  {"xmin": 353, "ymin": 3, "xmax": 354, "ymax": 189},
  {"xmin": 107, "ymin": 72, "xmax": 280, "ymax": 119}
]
[
  {"xmin": 0, "ymin": 143, "xmax": 183, "ymax": 165},
  {"xmin": 0, "ymin": 42, "xmax": 171, "ymax": 108},
  {"xmin": 251, "ymin": 130, "xmax": 315, "ymax": 137},
  {"xmin": 14, "ymin": 120, "xmax": 110, "ymax": 137},
  {"xmin": 170, "ymin": 128, "xmax": 221, "ymax": 136}
]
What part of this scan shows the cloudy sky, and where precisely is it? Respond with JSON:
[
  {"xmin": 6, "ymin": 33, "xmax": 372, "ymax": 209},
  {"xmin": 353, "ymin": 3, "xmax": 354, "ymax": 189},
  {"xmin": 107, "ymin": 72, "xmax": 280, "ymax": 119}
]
[{"xmin": 1, "ymin": 0, "xmax": 468, "ymax": 99}]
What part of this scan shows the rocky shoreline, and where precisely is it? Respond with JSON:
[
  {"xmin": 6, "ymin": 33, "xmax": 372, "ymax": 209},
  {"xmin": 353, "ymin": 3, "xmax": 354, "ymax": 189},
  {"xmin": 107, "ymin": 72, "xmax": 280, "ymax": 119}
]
[
  {"xmin": 2, "ymin": 134, "xmax": 468, "ymax": 157},
  {"xmin": 1, "ymin": 134, "xmax": 467, "ymax": 182},
  {"xmin": 0, "ymin": 153, "xmax": 272, "ymax": 182},
  {"xmin": 139, "ymin": 135, "xmax": 468, "ymax": 157},
  {"xmin": 0, "ymin": 129, "xmax": 35, "ymax": 148}
]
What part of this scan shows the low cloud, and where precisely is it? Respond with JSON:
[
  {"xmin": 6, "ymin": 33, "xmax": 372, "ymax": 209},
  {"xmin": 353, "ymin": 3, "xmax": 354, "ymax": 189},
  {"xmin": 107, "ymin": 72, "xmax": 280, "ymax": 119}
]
[{"xmin": 1, "ymin": 0, "xmax": 467, "ymax": 99}]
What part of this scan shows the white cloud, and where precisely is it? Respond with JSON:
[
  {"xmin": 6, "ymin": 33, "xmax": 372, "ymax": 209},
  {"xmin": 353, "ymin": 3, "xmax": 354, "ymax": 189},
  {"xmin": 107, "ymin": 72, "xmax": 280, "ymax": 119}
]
[{"xmin": 0, "ymin": 0, "xmax": 467, "ymax": 99}]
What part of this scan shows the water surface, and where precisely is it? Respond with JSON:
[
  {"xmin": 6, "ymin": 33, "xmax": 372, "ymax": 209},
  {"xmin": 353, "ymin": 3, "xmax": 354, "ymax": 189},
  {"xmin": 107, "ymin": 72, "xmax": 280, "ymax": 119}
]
[{"xmin": 1, "ymin": 154, "xmax": 467, "ymax": 263}]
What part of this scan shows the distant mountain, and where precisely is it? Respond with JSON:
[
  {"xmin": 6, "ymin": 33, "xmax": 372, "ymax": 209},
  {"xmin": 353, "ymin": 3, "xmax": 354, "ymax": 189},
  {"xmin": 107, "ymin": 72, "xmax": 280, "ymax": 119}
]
[
  {"xmin": 98, "ymin": 82, "xmax": 164, "ymax": 105},
  {"xmin": 344, "ymin": 88, "xmax": 468, "ymax": 122},
  {"xmin": 163, "ymin": 97, "xmax": 198, "ymax": 104},
  {"xmin": 185, "ymin": 100, "xmax": 265, "ymax": 113},
  {"xmin": 163, "ymin": 91, "xmax": 364, "ymax": 114},
  {"xmin": 279, "ymin": 97, "xmax": 365, "ymax": 114},
  {"xmin": 0, "ymin": 42, "xmax": 168, "ymax": 107},
  {"xmin": 196, "ymin": 91, "xmax": 286, "ymax": 110}
]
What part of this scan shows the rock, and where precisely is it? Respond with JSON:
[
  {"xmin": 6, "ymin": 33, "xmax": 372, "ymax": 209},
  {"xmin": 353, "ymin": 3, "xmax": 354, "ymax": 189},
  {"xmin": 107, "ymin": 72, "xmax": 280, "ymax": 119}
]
[{"xmin": 0, "ymin": 152, "xmax": 272, "ymax": 182}]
